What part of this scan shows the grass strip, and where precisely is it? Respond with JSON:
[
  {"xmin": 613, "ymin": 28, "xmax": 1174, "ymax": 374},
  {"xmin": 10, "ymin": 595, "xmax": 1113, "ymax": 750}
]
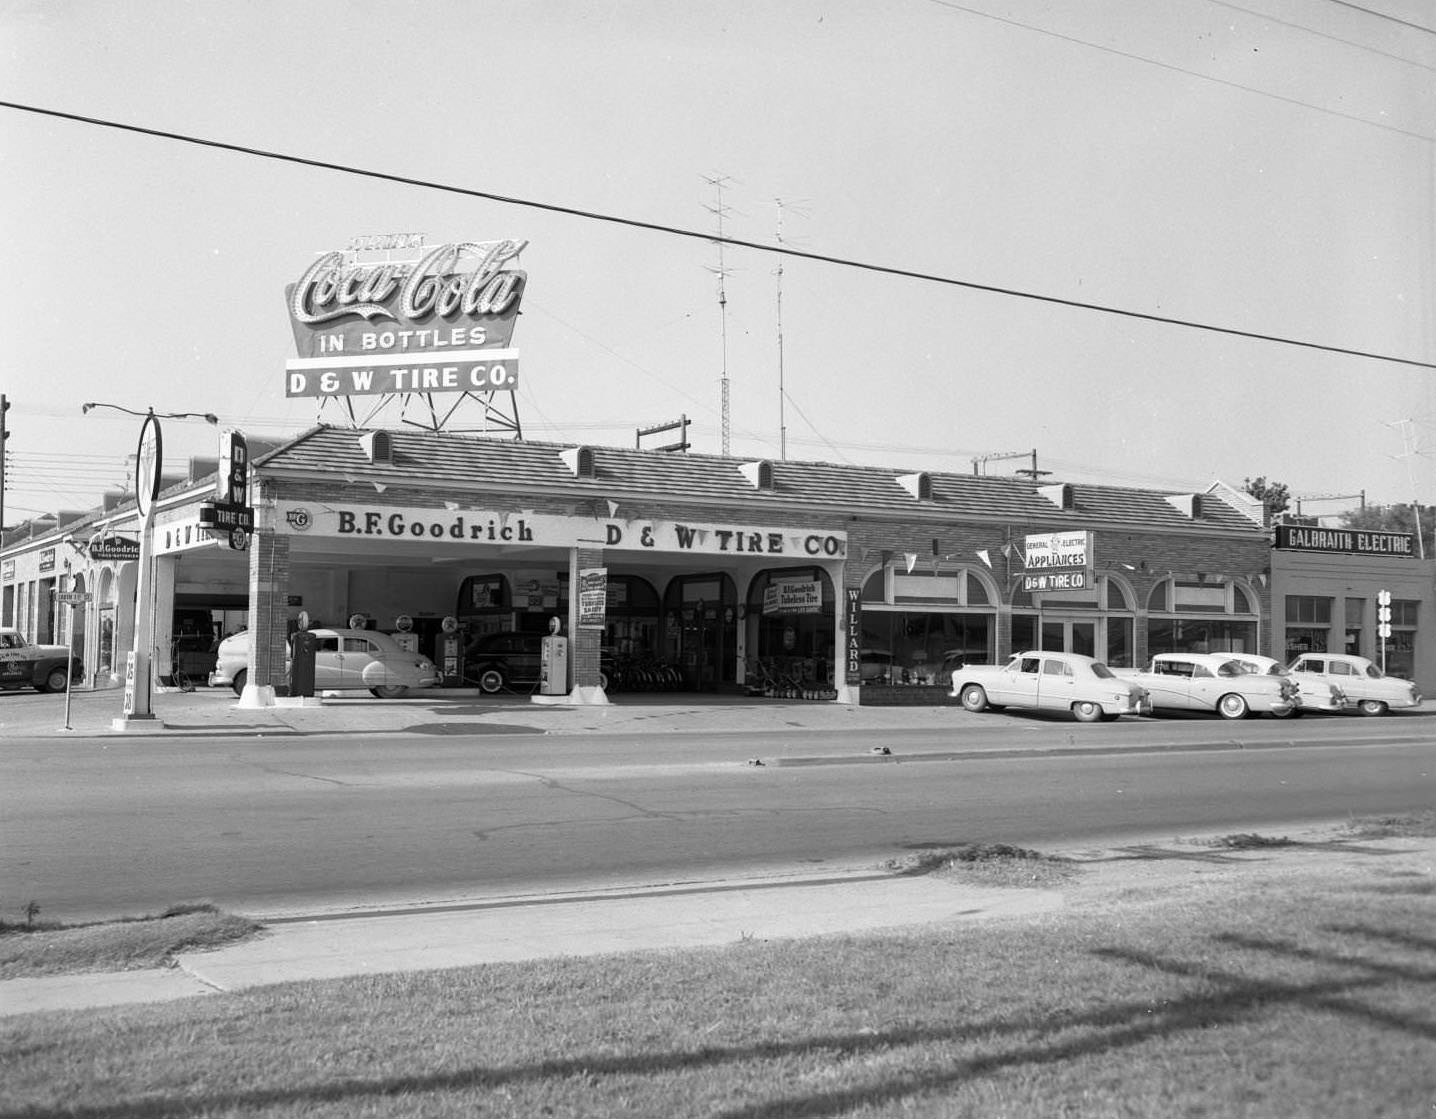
[
  {"xmin": 3, "ymin": 833, "xmax": 1432, "ymax": 1118},
  {"xmin": 0, "ymin": 904, "xmax": 261, "ymax": 979}
]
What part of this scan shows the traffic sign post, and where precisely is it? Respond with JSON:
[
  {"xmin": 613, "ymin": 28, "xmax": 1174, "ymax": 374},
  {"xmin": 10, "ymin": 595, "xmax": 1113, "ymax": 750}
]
[
  {"xmin": 1377, "ymin": 589, "xmax": 1392, "ymax": 674},
  {"xmin": 55, "ymin": 591, "xmax": 92, "ymax": 731}
]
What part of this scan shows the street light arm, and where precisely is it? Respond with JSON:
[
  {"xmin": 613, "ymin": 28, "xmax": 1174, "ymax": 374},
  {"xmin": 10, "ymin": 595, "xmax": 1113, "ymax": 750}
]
[{"xmin": 82, "ymin": 402, "xmax": 218, "ymax": 424}]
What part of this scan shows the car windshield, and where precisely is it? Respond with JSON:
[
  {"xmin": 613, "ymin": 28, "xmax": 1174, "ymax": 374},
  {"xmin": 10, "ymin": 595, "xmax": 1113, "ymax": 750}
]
[
  {"xmin": 1363, "ymin": 663, "xmax": 1385, "ymax": 679},
  {"xmin": 1089, "ymin": 662, "xmax": 1115, "ymax": 679},
  {"xmin": 1215, "ymin": 661, "xmax": 1245, "ymax": 678}
]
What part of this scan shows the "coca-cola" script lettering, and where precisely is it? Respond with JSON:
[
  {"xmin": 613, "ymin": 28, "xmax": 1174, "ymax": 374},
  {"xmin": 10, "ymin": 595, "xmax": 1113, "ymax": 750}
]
[{"xmin": 289, "ymin": 239, "xmax": 528, "ymax": 326}]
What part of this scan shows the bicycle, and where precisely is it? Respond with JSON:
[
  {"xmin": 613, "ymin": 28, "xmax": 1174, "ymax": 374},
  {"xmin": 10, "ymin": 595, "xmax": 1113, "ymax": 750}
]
[
  {"xmin": 158, "ymin": 647, "xmax": 196, "ymax": 692},
  {"xmin": 171, "ymin": 660, "xmax": 196, "ymax": 692}
]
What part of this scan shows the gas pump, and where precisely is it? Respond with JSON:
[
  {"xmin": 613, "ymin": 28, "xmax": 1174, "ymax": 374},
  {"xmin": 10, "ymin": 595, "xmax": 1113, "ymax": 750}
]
[
  {"xmin": 540, "ymin": 616, "xmax": 569, "ymax": 695},
  {"xmin": 439, "ymin": 616, "xmax": 463, "ymax": 687}
]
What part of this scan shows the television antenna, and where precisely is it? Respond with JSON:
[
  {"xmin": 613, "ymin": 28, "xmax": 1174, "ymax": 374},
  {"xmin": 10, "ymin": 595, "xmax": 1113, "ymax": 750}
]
[{"xmin": 703, "ymin": 175, "xmax": 736, "ymax": 456}]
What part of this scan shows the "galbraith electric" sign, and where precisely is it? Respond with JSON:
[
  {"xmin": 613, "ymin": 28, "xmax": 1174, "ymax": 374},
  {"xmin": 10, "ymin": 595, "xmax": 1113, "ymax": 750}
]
[{"xmin": 1275, "ymin": 524, "xmax": 1415, "ymax": 556}]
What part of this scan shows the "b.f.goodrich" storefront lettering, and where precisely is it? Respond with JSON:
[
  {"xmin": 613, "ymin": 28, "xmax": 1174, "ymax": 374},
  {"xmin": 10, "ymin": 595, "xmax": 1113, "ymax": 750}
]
[
  {"xmin": 338, "ymin": 511, "xmax": 534, "ymax": 541},
  {"xmin": 307, "ymin": 503, "xmax": 848, "ymax": 557}
]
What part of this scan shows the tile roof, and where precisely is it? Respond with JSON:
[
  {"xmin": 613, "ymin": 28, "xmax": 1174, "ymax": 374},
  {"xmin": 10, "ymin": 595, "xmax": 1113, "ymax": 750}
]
[{"xmin": 254, "ymin": 426, "xmax": 1260, "ymax": 534}]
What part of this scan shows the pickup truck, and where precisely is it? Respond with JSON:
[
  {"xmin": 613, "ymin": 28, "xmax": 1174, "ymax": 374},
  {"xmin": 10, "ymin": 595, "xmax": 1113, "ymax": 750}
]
[{"xmin": 0, "ymin": 627, "xmax": 81, "ymax": 693}]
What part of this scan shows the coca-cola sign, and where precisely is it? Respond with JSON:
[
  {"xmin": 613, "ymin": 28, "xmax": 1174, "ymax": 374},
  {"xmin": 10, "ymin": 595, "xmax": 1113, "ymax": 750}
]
[{"xmin": 285, "ymin": 238, "xmax": 526, "ymax": 399}]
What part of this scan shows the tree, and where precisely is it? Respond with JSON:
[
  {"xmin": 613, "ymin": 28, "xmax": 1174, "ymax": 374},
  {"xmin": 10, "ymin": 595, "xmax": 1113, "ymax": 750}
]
[
  {"xmin": 1242, "ymin": 476, "xmax": 1291, "ymax": 516},
  {"xmin": 1339, "ymin": 503, "xmax": 1435, "ymax": 556}
]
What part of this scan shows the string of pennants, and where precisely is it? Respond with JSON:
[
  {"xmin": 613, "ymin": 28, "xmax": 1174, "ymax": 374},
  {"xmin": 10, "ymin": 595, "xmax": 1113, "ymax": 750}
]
[{"xmin": 859, "ymin": 544, "xmax": 1267, "ymax": 587}]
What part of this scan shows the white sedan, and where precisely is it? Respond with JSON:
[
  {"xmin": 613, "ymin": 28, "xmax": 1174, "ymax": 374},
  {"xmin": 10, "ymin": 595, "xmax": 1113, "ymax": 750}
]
[
  {"xmin": 1287, "ymin": 653, "xmax": 1421, "ymax": 716},
  {"xmin": 209, "ymin": 627, "xmax": 441, "ymax": 698},
  {"xmin": 1223, "ymin": 653, "xmax": 1349, "ymax": 716},
  {"xmin": 1129, "ymin": 653, "xmax": 1298, "ymax": 719},
  {"xmin": 949, "ymin": 651, "xmax": 1152, "ymax": 722}
]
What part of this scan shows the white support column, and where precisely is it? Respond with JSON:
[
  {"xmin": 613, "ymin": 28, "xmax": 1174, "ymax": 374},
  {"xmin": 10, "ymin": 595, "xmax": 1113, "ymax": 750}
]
[{"xmin": 151, "ymin": 554, "xmax": 178, "ymax": 687}]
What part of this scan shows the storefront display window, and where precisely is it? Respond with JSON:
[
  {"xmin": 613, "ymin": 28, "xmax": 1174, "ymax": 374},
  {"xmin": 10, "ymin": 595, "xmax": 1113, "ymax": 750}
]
[
  {"xmin": 1107, "ymin": 617, "xmax": 1133, "ymax": 667},
  {"xmin": 1344, "ymin": 597, "xmax": 1364, "ymax": 656},
  {"xmin": 860, "ymin": 612, "xmax": 991, "ymax": 685},
  {"xmin": 601, "ymin": 575, "xmax": 660, "ymax": 662},
  {"xmin": 859, "ymin": 563, "xmax": 996, "ymax": 685},
  {"xmin": 1148, "ymin": 577, "xmax": 1260, "ymax": 657},
  {"xmin": 1283, "ymin": 595, "xmax": 1332, "ymax": 661},
  {"xmin": 1387, "ymin": 599, "xmax": 1419, "ymax": 680},
  {"xmin": 747, "ymin": 568, "xmax": 835, "ymax": 688}
]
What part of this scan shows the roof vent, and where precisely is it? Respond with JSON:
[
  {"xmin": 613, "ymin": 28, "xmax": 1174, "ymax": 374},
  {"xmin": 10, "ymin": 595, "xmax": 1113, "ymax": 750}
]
[
  {"xmin": 560, "ymin": 446, "xmax": 596, "ymax": 478},
  {"xmin": 1165, "ymin": 493, "xmax": 1203, "ymax": 519},
  {"xmin": 359, "ymin": 431, "xmax": 393, "ymax": 464},
  {"xmin": 1039, "ymin": 482, "xmax": 1074, "ymax": 509},
  {"xmin": 738, "ymin": 460, "xmax": 774, "ymax": 491},
  {"xmin": 897, "ymin": 472, "xmax": 932, "ymax": 500}
]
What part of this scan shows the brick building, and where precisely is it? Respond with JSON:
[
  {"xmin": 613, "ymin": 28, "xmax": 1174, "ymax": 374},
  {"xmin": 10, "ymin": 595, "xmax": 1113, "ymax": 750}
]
[{"xmin": 3, "ymin": 426, "xmax": 1297, "ymax": 706}]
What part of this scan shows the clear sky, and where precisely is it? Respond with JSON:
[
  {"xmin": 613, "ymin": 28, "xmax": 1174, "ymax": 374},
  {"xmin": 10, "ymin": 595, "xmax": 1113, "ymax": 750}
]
[{"xmin": 2, "ymin": 0, "xmax": 1433, "ymax": 525}]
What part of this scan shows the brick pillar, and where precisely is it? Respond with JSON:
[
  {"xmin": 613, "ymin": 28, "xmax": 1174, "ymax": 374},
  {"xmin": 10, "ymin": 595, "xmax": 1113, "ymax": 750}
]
[
  {"xmin": 570, "ymin": 545, "xmax": 604, "ymax": 693},
  {"xmin": 240, "ymin": 530, "xmax": 290, "ymax": 707}
]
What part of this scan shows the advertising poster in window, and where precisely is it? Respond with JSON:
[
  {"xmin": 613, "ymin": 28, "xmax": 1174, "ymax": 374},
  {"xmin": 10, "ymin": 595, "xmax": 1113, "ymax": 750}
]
[
  {"xmin": 578, "ymin": 568, "xmax": 608, "ymax": 629},
  {"xmin": 763, "ymin": 578, "xmax": 821, "ymax": 615}
]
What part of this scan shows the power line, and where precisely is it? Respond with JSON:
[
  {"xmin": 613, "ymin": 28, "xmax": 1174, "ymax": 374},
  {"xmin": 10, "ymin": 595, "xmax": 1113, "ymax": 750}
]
[
  {"xmin": 1208, "ymin": 0, "xmax": 1436, "ymax": 72},
  {"xmin": 1, "ymin": 99, "xmax": 1432, "ymax": 373},
  {"xmin": 925, "ymin": 0, "xmax": 1435, "ymax": 139},
  {"xmin": 1321, "ymin": 0, "xmax": 1436, "ymax": 36}
]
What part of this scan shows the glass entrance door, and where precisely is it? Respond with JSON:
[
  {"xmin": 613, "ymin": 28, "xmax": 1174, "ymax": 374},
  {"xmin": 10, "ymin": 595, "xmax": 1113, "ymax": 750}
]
[{"xmin": 1041, "ymin": 619, "xmax": 1097, "ymax": 658}]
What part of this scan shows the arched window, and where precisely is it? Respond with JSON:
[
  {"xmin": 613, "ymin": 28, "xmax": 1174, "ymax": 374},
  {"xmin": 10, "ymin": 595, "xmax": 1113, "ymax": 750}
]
[
  {"xmin": 1146, "ymin": 577, "xmax": 1260, "ymax": 657},
  {"xmin": 857, "ymin": 563, "xmax": 997, "ymax": 683}
]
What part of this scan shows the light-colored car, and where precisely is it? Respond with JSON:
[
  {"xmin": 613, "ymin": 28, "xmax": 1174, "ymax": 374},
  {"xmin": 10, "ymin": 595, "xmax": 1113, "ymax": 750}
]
[
  {"xmin": 1222, "ymin": 653, "xmax": 1348, "ymax": 716},
  {"xmin": 859, "ymin": 649, "xmax": 895, "ymax": 685},
  {"xmin": 0, "ymin": 627, "xmax": 81, "ymax": 693},
  {"xmin": 949, "ymin": 650, "xmax": 1151, "ymax": 722},
  {"xmin": 1287, "ymin": 653, "xmax": 1421, "ymax": 716},
  {"xmin": 209, "ymin": 628, "xmax": 440, "ymax": 698},
  {"xmin": 1130, "ymin": 652, "xmax": 1298, "ymax": 719}
]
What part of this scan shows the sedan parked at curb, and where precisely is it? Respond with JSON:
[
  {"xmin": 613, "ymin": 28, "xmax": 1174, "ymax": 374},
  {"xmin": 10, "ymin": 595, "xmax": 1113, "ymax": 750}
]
[
  {"xmin": 1287, "ymin": 653, "xmax": 1421, "ymax": 716},
  {"xmin": 209, "ymin": 628, "xmax": 441, "ymax": 698},
  {"xmin": 0, "ymin": 627, "xmax": 81, "ymax": 693},
  {"xmin": 1222, "ymin": 653, "xmax": 1348, "ymax": 716},
  {"xmin": 1128, "ymin": 652, "xmax": 1298, "ymax": 719},
  {"xmin": 949, "ymin": 650, "xmax": 1152, "ymax": 722}
]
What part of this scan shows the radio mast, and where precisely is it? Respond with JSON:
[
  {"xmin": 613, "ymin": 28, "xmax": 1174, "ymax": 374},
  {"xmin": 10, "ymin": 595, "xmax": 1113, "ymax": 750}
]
[
  {"xmin": 775, "ymin": 200, "xmax": 788, "ymax": 461},
  {"xmin": 703, "ymin": 175, "xmax": 734, "ymax": 456}
]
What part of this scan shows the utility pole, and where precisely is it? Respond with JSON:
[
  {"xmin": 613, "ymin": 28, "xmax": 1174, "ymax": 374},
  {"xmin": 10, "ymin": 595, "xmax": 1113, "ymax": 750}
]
[
  {"xmin": 1388, "ymin": 418, "xmax": 1428, "ymax": 559},
  {"xmin": 973, "ymin": 448, "xmax": 1045, "ymax": 478},
  {"xmin": 0, "ymin": 394, "xmax": 9, "ymax": 551},
  {"xmin": 1014, "ymin": 449, "xmax": 1051, "ymax": 481}
]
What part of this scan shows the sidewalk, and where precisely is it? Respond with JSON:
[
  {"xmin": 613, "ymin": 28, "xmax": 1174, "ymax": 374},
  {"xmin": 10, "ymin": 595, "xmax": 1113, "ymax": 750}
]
[
  {"xmin": 2, "ymin": 681, "xmax": 977, "ymax": 741},
  {"xmin": 0, "ymin": 870, "xmax": 1062, "ymax": 1017}
]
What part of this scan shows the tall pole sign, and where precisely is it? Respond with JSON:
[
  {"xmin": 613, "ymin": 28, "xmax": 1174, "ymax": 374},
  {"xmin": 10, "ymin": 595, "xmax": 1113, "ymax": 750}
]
[{"xmin": 120, "ymin": 411, "xmax": 163, "ymax": 726}]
